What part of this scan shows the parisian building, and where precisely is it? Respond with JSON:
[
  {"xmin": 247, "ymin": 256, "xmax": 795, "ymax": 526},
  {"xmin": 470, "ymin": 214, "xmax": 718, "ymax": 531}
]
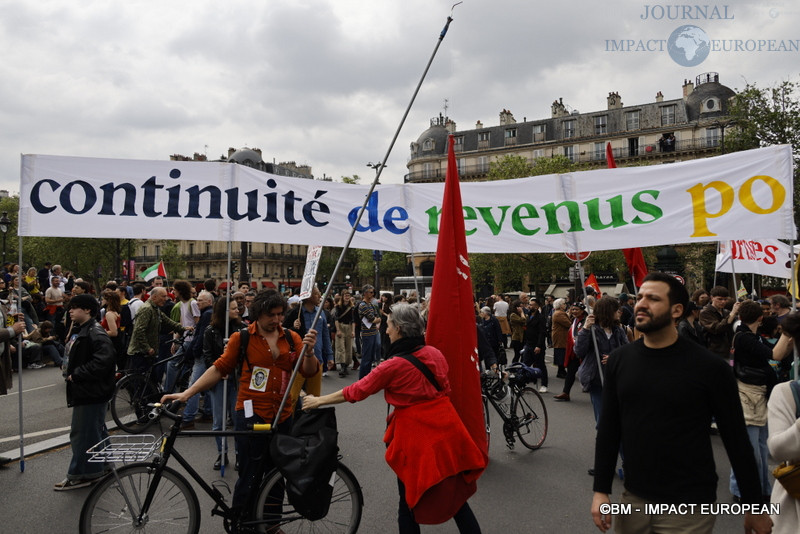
[
  {"xmin": 405, "ymin": 72, "xmax": 735, "ymax": 182},
  {"xmin": 404, "ymin": 72, "xmax": 738, "ymax": 294}
]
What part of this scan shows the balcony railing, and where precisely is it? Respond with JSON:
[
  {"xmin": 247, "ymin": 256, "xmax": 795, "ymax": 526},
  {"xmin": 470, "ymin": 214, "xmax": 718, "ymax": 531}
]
[{"xmin": 404, "ymin": 137, "xmax": 721, "ymax": 182}]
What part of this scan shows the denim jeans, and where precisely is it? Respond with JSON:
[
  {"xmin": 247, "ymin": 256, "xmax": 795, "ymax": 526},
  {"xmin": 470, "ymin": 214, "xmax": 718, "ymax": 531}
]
[
  {"xmin": 359, "ymin": 334, "xmax": 379, "ymax": 379},
  {"xmin": 67, "ymin": 402, "xmax": 109, "ymax": 481},
  {"xmin": 210, "ymin": 378, "xmax": 238, "ymax": 453},
  {"xmin": 181, "ymin": 359, "xmax": 208, "ymax": 423},
  {"xmin": 730, "ymin": 423, "xmax": 770, "ymax": 498}
]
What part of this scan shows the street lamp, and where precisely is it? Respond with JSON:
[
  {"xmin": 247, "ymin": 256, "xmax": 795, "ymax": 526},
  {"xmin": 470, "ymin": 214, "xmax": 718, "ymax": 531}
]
[{"xmin": 0, "ymin": 211, "xmax": 10, "ymax": 264}]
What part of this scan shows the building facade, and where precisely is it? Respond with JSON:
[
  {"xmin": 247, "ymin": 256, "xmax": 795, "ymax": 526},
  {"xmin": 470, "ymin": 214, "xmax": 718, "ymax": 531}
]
[{"xmin": 405, "ymin": 72, "xmax": 736, "ymax": 182}]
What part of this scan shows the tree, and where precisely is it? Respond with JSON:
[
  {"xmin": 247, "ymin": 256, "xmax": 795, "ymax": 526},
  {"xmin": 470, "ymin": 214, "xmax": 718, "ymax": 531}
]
[
  {"xmin": 341, "ymin": 175, "xmax": 361, "ymax": 185},
  {"xmin": 487, "ymin": 154, "xmax": 533, "ymax": 181},
  {"xmin": 529, "ymin": 154, "xmax": 576, "ymax": 177},
  {"xmin": 726, "ymin": 79, "xmax": 800, "ymax": 229}
]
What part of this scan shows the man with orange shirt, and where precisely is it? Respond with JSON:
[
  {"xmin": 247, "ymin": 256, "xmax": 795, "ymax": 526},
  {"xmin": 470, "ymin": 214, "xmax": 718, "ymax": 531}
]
[{"xmin": 163, "ymin": 289, "xmax": 318, "ymax": 510}]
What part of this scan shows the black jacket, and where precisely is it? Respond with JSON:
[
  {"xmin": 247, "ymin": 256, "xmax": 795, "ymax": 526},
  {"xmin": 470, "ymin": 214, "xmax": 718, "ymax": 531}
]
[
  {"xmin": 66, "ymin": 319, "xmax": 116, "ymax": 407},
  {"xmin": 523, "ymin": 310, "xmax": 546, "ymax": 349}
]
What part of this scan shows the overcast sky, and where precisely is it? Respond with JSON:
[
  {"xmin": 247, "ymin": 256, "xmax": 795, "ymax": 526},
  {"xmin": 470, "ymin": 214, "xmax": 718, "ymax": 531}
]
[{"xmin": 3, "ymin": 0, "xmax": 798, "ymax": 194}]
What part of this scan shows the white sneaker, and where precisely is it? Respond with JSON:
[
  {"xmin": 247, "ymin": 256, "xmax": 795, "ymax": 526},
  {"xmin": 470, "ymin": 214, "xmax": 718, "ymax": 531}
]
[
  {"xmin": 322, "ymin": 372, "xmax": 328, "ymax": 377},
  {"xmin": 538, "ymin": 386, "xmax": 548, "ymax": 393}
]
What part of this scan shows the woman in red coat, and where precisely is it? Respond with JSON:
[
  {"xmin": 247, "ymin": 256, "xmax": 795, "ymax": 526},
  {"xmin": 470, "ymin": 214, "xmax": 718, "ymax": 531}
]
[{"xmin": 303, "ymin": 303, "xmax": 485, "ymax": 533}]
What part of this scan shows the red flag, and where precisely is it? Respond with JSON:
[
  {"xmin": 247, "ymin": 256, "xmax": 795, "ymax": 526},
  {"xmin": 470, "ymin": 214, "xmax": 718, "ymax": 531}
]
[
  {"xmin": 606, "ymin": 142, "xmax": 648, "ymax": 287},
  {"xmin": 585, "ymin": 273, "xmax": 602, "ymax": 298},
  {"xmin": 426, "ymin": 135, "xmax": 489, "ymax": 464},
  {"xmin": 605, "ymin": 142, "xmax": 617, "ymax": 169},
  {"xmin": 623, "ymin": 249, "xmax": 648, "ymax": 287}
]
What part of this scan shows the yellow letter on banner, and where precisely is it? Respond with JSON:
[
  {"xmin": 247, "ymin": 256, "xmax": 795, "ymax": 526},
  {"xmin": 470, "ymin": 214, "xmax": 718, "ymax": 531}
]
[
  {"xmin": 687, "ymin": 181, "xmax": 734, "ymax": 237},
  {"xmin": 739, "ymin": 175, "xmax": 785, "ymax": 215}
]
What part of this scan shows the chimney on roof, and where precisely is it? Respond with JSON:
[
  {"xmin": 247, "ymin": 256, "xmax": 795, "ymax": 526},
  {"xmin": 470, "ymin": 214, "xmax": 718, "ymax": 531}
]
[
  {"xmin": 476, "ymin": 120, "xmax": 483, "ymax": 129},
  {"xmin": 607, "ymin": 91, "xmax": 622, "ymax": 110},
  {"xmin": 683, "ymin": 79, "xmax": 694, "ymax": 100},
  {"xmin": 499, "ymin": 109, "xmax": 516, "ymax": 125},
  {"xmin": 551, "ymin": 98, "xmax": 569, "ymax": 118},
  {"xmin": 445, "ymin": 118, "xmax": 457, "ymax": 133},
  {"xmin": 655, "ymin": 91, "xmax": 664, "ymax": 103}
]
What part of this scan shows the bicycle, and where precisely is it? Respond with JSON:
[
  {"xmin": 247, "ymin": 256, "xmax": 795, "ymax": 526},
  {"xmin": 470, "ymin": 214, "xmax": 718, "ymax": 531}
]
[
  {"xmin": 80, "ymin": 403, "xmax": 363, "ymax": 533},
  {"xmin": 110, "ymin": 332, "xmax": 198, "ymax": 433},
  {"xmin": 481, "ymin": 362, "xmax": 548, "ymax": 450}
]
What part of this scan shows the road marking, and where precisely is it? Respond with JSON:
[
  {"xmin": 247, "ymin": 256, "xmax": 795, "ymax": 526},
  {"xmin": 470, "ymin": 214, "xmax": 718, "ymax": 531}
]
[
  {"xmin": 0, "ymin": 425, "xmax": 72, "ymax": 444},
  {"xmin": 0, "ymin": 383, "xmax": 58, "ymax": 397}
]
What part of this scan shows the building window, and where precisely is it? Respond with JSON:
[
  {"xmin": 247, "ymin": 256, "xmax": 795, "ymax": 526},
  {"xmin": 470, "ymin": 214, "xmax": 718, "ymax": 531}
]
[
  {"xmin": 564, "ymin": 120, "xmax": 576, "ymax": 139},
  {"xmin": 154, "ymin": 245, "xmax": 161, "ymax": 258},
  {"xmin": 477, "ymin": 156, "xmax": 489, "ymax": 173},
  {"xmin": 457, "ymin": 158, "xmax": 466, "ymax": 175},
  {"xmin": 478, "ymin": 131, "xmax": 490, "ymax": 149},
  {"xmin": 205, "ymin": 242, "xmax": 211, "ymax": 255},
  {"xmin": 626, "ymin": 110, "xmax": 640, "ymax": 130},
  {"xmin": 594, "ymin": 142, "xmax": 606, "ymax": 161},
  {"xmin": 247, "ymin": 242, "xmax": 253, "ymax": 254},
  {"xmin": 189, "ymin": 265, "xmax": 194, "ymax": 278},
  {"xmin": 422, "ymin": 138, "xmax": 434, "ymax": 151},
  {"xmin": 661, "ymin": 105, "xmax": 676, "ymax": 126},
  {"xmin": 628, "ymin": 137, "xmax": 639, "ymax": 156},
  {"xmin": 594, "ymin": 116, "xmax": 607, "ymax": 135},
  {"xmin": 422, "ymin": 163, "xmax": 435, "ymax": 179},
  {"xmin": 564, "ymin": 145, "xmax": 576, "ymax": 162},
  {"xmin": 189, "ymin": 243, "xmax": 194, "ymax": 256},
  {"xmin": 706, "ymin": 127, "xmax": 720, "ymax": 147},
  {"xmin": 532, "ymin": 124, "xmax": 546, "ymax": 142},
  {"xmin": 454, "ymin": 136, "xmax": 464, "ymax": 152},
  {"xmin": 532, "ymin": 149, "xmax": 545, "ymax": 159},
  {"xmin": 504, "ymin": 128, "xmax": 517, "ymax": 146},
  {"xmin": 141, "ymin": 246, "xmax": 147, "ymax": 257}
]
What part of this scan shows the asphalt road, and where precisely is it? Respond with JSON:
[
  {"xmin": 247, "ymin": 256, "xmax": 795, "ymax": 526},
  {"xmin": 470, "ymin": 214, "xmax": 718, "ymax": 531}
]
[{"xmin": 0, "ymin": 350, "xmax": 758, "ymax": 533}]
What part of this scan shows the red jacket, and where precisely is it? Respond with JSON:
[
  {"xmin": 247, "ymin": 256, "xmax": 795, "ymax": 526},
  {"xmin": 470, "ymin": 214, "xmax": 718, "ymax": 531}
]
[{"xmin": 384, "ymin": 395, "xmax": 486, "ymax": 509}]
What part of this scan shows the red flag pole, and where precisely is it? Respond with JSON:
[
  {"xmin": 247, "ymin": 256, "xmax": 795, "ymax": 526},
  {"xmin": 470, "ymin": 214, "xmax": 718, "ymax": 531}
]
[{"xmin": 427, "ymin": 135, "xmax": 488, "ymax": 463}]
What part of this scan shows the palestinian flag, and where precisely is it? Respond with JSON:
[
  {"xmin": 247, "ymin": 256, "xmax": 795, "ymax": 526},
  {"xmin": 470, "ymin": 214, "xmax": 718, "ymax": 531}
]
[{"xmin": 141, "ymin": 260, "xmax": 167, "ymax": 282}]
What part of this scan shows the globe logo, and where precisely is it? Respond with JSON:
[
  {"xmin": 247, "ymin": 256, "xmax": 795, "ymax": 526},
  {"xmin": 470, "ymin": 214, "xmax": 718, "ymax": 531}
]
[{"xmin": 667, "ymin": 25, "xmax": 711, "ymax": 67}]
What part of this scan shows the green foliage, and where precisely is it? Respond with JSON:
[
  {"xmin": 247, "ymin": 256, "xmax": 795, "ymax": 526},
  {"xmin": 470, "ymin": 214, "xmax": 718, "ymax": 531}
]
[
  {"xmin": 487, "ymin": 155, "xmax": 534, "ymax": 181},
  {"xmin": 530, "ymin": 154, "xmax": 576, "ymax": 176},
  {"xmin": 341, "ymin": 175, "xmax": 361, "ymax": 184},
  {"xmin": 726, "ymin": 80, "xmax": 800, "ymax": 158},
  {"xmin": 160, "ymin": 241, "xmax": 186, "ymax": 280},
  {"xmin": 726, "ymin": 79, "xmax": 800, "ymax": 230},
  {"xmin": 353, "ymin": 249, "xmax": 408, "ymax": 287}
]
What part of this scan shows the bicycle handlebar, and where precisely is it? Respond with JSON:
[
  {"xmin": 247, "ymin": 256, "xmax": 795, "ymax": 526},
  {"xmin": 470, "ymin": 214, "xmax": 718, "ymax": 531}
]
[{"xmin": 148, "ymin": 401, "xmax": 183, "ymax": 422}]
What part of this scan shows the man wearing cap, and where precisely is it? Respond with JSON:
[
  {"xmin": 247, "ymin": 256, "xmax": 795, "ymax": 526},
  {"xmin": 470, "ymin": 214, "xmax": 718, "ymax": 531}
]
[{"xmin": 55, "ymin": 294, "xmax": 116, "ymax": 491}]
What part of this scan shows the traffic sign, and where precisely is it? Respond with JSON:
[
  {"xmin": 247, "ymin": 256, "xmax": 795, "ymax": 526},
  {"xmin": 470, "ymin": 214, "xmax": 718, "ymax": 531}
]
[{"xmin": 565, "ymin": 251, "xmax": 591, "ymax": 262}]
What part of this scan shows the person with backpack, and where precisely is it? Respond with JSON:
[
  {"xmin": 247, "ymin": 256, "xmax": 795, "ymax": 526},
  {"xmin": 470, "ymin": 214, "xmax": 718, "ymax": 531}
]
[
  {"xmin": 303, "ymin": 303, "xmax": 485, "ymax": 533},
  {"xmin": 161, "ymin": 289, "xmax": 319, "ymax": 512}
]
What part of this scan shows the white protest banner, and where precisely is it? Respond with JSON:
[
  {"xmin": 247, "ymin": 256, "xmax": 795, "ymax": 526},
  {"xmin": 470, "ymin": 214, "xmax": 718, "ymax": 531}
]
[
  {"xmin": 298, "ymin": 245, "xmax": 323, "ymax": 300},
  {"xmin": 19, "ymin": 145, "xmax": 795, "ymax": 253},
  {"xmin": 715, "ymin": 239, "xmax": 795, "ymax": 279}
]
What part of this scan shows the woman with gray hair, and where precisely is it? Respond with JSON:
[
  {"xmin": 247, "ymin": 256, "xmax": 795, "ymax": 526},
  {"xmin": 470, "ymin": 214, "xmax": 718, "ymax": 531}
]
[{"xmin": 304, "ymin": 303, "xmax": 485, "ymax": 533}]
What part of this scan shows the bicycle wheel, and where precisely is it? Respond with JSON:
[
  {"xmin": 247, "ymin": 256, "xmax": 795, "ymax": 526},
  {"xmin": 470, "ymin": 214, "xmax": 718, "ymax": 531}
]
[
  {"xmin": 110, "ymin": 373, "xmax": 160, "ymax": 434},
  {"xmin": 79, "ymin": 464, "xmax": 200, "ymax": 534},
  {"xmin": 252, "ymin": 463, "xmax": 363, "ymax": 533},
  {"xmin": 513, "ymin": 386, "xmax": 548, "ymax": 450},
  {"xmin": 482, "ymin": 395, "xmax": 491, "ymax": 449}
]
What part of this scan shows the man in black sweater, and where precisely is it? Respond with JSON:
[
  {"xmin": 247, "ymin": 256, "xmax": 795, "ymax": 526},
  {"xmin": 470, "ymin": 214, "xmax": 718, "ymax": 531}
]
[{"xmin": 591, "ymin": 272, "xmax": 771, "ymax": 534}]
